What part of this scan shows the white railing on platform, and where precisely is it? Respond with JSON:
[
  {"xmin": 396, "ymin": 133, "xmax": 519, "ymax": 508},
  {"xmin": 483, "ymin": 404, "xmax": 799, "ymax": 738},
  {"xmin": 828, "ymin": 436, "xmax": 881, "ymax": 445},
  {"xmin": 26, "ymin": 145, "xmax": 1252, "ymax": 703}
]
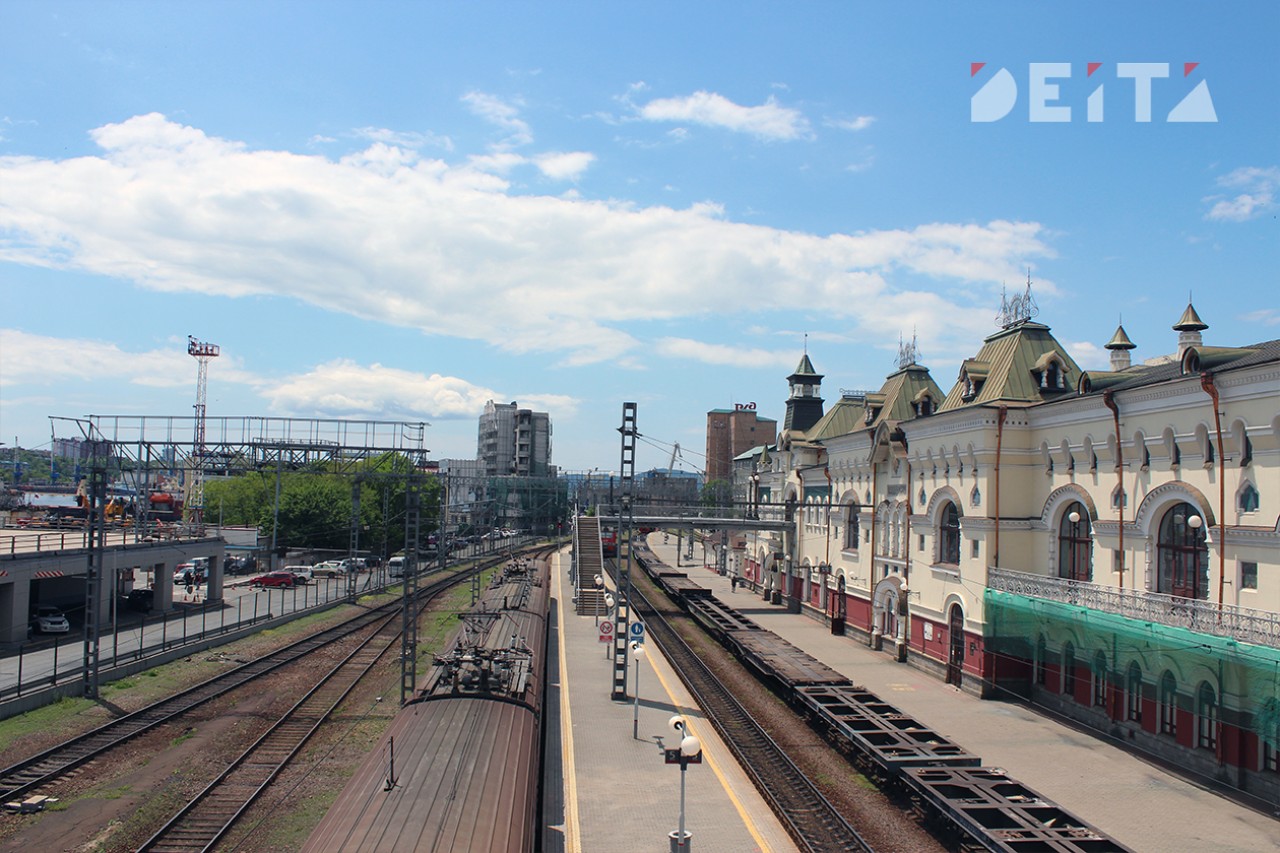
[{"xmin": 987, "ymin": 566, "xmax": 1280, "ymax": 649}]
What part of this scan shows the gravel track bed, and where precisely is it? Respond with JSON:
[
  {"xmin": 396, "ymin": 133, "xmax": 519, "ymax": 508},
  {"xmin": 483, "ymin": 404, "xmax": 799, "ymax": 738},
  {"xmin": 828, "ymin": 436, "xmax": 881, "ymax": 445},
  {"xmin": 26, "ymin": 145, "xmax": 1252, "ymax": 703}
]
[{"xmin": 628, "ymin": 562, "xmax": 948, "ymax": 853}]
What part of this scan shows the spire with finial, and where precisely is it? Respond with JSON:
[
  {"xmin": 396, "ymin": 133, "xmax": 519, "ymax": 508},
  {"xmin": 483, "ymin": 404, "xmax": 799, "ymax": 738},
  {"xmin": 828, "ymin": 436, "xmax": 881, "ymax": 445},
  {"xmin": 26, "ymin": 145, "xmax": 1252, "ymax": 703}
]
[
  {"xmin": 1173, "ymin": 299, "xmax": 1207, "ymax": 357},
  {"xmin": 897, "ymin": 328, "xmax": 921, "ymax": 369},
  {"xmin": 996, "ymin": 271, "xmax": 1039, "ymax": 329},
  {"xmin": 1105, "ymin": 319, "xmax": 1136, "ymax": 371}
]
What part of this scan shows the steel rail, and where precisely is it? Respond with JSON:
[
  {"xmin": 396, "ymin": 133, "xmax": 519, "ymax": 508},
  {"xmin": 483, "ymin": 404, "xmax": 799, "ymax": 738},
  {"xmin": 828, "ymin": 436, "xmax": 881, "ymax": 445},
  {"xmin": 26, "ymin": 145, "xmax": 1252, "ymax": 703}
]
[
  {"xmin": 136, "ymin": 610, "xmax": 404, "ymax": 852},
  {"xmin": 618, "ymin": 562, "xmax": 875, "ymax": 853},
  {"xmin": 0, "ymin": 558, "xmax": 504, "ymax": 803},
  {"xmin": 138, "ymin": 542, "xmax": 561, "ymax": 853}
]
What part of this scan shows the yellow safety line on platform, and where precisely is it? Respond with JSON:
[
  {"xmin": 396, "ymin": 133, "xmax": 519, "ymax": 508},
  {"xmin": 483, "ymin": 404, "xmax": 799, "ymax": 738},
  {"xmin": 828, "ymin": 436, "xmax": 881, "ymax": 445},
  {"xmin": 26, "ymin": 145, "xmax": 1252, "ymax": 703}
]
[
  {"xmin": 553, "ymin": 553, "xmax": 582, "ymax": 853},
  {"xmin": 643, "ymin": 639, "xmax": 774, "ymax": 852}
]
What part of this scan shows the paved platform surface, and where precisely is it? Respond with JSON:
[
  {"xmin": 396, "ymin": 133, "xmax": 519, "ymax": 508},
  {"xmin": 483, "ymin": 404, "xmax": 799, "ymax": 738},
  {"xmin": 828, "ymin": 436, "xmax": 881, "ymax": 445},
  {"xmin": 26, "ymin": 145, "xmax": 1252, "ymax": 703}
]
[
  {"xmin": 546, "ymin": 547, "xmax": 798, "ymax": 853},
  {"xmin": 643, "ymin": 538, "xmax": 1280, "ymax": 853}
]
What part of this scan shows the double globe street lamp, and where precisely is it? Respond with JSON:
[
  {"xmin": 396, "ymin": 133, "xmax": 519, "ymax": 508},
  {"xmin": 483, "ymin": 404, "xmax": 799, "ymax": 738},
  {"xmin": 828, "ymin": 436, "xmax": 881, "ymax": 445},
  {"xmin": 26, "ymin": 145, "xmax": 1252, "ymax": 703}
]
[{"xmin": 664, "ymin": 715, "xmax": 702, "ymax": 851}]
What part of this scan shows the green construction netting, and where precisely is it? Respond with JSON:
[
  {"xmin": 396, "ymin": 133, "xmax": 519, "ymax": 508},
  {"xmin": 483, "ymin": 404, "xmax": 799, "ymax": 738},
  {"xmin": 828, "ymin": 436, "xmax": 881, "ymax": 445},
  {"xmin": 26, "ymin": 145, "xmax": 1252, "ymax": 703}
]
[{"xmin": 984, "ymin": 588, "xmax": 1280, "ymax": 745}]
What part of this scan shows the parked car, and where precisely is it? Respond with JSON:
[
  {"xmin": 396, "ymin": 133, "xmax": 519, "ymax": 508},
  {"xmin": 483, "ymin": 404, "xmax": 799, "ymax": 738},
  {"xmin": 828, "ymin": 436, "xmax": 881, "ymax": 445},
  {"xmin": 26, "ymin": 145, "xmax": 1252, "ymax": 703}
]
[
  {"xmin": 226, "ymin": 556, "xmax": 259, "ymax": 575},
  {"xmin": 31, "ymin": 606, "xmax": 70, "ymax": 634},
  {"xmin": 173, "ymin": 561, "xmax": 206, "ymax": 586},
  {"xmin": 248, "ymin": 572, "xmax": 296, "ymax": 589},
  {"xmin": 340, "ymin": 557, "xmax": 368, "ymax": 572},
  {"xmin": 387, "ymin": 555, "xmax": 406, "ymax": 578},
  {"xmin": 283, "ymin": 565, "xmax": 313, "ymax": 583},
  {"xmin": 311, "ymin": 560, "xmax": 347, "ymax": 578},
  {"xmin": 124, "ymin": 588, "xmax": 154, "ymax": 613}
]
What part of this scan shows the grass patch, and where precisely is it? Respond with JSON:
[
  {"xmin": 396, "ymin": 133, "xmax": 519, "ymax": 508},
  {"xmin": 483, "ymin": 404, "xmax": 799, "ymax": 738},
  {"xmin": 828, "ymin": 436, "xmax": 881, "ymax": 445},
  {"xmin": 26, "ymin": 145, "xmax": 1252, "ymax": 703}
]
[
  {"xmin": 0, "ymin": 695, "xmax": 95, "ymax": 754},
  {"xmin": 170, "ymin": 728, "xmax": 196, "ymax": 747}
]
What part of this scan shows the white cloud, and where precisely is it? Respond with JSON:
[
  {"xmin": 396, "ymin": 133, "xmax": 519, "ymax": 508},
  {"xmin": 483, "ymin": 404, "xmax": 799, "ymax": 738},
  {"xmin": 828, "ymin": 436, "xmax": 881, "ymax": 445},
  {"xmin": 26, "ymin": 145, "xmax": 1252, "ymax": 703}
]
[
  {"xmin": 0, "ymin": 115, "xmax": 1055, "ymax": 367},
  {"xmin": 266, "ymin": 361, "xmax": 496, "ymax": 419},
  {"xmin": 461, "ymin": 91, "xmax": 532, "ymax": 147},
  {"xmin": 534, "ymin": 151, "xmax": 595, "ymax": 181},
  {"xmin": 637, "ymin": 91, "xmax": 810, "ymax": 141},
  {"xmin": 0, "ymin": 329, "xmax": 576, "ymax": 424},
  {"xmin": 1240, "ymin": 308, "xmax": 1280, "ymax": 327},
  {"xmin": 1203, "ymin": 165, "xmax": 1279, "ymax": 222},
  {"xmin": 1065, "ymin": 341, "xmax": 1110, "ymax": 372},
  {"xmin": 827, "ymin": 115, "xmax": 876, "ymax": 132},
  {"xmin": 0, "ymin": 329, "xmax": 261, "ymax": 390},
  {"xmin": 264, "ymin": 361, "xmax": 578, "ymax": 421},
  {"xmin": 352, "ymin": 127, "xmax": 453, "ymax": 151},
  {"xmin": 654, "ymin": 338, "xmax": 799, "ymax": 369}
]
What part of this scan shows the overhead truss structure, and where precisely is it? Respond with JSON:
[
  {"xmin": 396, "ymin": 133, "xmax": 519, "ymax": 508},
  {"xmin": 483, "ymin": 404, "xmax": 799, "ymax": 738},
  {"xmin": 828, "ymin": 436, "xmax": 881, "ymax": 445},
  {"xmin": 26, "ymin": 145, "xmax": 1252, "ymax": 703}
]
[
  {"xmin": 52, "ymin": 415, "xmax": 431, "ymax": 475},
  {"xmin": 49, "ymin": 414, "xmax": 430, "ymax": 700}
]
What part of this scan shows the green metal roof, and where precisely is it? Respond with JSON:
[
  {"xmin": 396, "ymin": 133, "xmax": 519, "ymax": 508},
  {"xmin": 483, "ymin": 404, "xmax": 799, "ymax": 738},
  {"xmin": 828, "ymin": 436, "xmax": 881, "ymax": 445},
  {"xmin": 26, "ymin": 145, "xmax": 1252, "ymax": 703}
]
[
  {"xmin": 869, "ymin": 364, "xmax": 945, "ymax": 427},
  {"xmin": 939, "ymin": 321, "xmax": 1082, "ymax": 411},
  {"xmin": 790, "ymin": 353, "xmax": 820, "ymax": 378},
  {"xmin": 807, "ymin": 394, "xmax": 866, "ymax": 442},
  {"xmin": 1174, "ymin": 302, "xmax": 1208, "ymax": 331}
]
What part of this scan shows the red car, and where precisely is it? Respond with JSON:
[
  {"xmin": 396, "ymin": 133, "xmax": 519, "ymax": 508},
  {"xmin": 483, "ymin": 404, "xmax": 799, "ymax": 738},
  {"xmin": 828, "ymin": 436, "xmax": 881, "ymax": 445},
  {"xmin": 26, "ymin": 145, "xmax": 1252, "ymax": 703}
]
[{"xmin": 248, "ymin": 571, "xmax": 297, "ymax": 589}]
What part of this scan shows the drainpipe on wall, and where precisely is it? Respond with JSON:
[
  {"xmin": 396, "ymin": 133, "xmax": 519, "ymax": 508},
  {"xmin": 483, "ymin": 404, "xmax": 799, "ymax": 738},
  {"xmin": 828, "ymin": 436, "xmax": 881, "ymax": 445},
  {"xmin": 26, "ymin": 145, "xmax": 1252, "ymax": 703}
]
[
  {"xmin": 1103, "ymin": 390, "xmax": 1125, "ymax": 590},
  {"xmin": 868, "ymin": 462, "xmax": 879, "ymax": 636},
  {"xmin": 824, "ymin": 466, "xmax": 832, "ymax": 613},
  {"xmin": 993, "ymin": 406, "xmax": 1009, "ymax": 573},
  {"xmin": 1199, "ymin": 372, "xmax": 1228, "ymax": 609}
]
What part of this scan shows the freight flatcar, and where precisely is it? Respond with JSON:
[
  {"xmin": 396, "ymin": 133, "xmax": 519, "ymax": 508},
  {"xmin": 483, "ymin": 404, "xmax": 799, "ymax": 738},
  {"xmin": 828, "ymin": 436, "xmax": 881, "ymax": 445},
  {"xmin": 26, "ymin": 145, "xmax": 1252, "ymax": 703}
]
[
  {"xmin": 632, "ymin": 545, "xmax": 1131, "ymax": 853},
  {"xmin": 304, "ymin": 555, "xmax": 551, "ymax": 853}
]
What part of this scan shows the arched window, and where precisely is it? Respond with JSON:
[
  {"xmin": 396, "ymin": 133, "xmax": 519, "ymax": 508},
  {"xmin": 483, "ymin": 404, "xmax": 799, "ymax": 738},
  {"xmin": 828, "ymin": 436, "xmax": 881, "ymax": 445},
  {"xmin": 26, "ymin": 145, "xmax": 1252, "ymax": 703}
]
[
  {"xmin": 1125, "ymin": 662, "xmax": 1143, "ymax": 722},
  {"xmin": 844, "ymin": 504, "xmax": 860, "ymax": 550},
  {"xmin": 1197, "ymin": 682, "xmax": 1217, "ymax": 750},
  {"xmin": 1062, "ymin": 642, "xmax": 1077, "ymax": 699},
  {"xmin": 1157, "ymin": 503, "xmax": 1209, "ymax": 599},
  {"xmin": 939, "ymin": 502, "xmax": 961, "ymax": 565},
  {"xmin": 1092, "ymin": 652, "xmax": 1108, "ymax": 708},
  {"xmin": 1035, "ymin": 635, "xmax": 1047, "ymax": 686},
  {"xmin": 1239, "ymin": 482, "xmax": 1260, "ymax": 514},
  {"xmin": 1159, "ymin": 671, "xmax": 1178, "ymax": 736},
  {"xmin": 1057, "ymin": 501, "xmax": 1092, "ymax": 581}
]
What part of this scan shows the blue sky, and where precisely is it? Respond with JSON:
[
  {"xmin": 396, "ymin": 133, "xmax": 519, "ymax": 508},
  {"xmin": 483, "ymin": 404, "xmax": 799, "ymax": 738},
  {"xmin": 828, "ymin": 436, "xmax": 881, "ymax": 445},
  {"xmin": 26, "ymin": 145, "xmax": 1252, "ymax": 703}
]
[{"xmin": 2, "ymin": 2, "xmax": 1276, "ymax": 474}]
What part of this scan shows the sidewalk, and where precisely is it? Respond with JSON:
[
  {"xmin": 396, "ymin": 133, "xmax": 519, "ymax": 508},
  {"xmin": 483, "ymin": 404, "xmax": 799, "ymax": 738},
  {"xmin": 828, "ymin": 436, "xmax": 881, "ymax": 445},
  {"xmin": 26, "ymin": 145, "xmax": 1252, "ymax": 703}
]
[
  {"xmin": 644, "ymin": 539, "xmax": 1280, "ymax": 853},
  {"xmin": 547, "ymin": 547, "xmax": 798, "ymax": 853}
]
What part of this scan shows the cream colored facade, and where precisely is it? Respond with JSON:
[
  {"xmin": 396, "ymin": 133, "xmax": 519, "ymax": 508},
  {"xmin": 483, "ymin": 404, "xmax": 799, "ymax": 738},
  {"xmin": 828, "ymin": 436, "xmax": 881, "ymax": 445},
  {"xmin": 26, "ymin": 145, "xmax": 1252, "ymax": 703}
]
[{"xmin": 739, "ymin": 303, "xmax": 1279, "ymax": 798}]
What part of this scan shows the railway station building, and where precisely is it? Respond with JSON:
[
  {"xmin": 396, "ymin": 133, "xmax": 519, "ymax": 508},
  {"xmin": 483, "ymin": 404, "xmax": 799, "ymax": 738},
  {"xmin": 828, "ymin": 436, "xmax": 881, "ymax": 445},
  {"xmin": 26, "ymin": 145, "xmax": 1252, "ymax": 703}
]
[{"xmin": 740, "ymin": 294, "xmax": 1280, "ymax": 802}]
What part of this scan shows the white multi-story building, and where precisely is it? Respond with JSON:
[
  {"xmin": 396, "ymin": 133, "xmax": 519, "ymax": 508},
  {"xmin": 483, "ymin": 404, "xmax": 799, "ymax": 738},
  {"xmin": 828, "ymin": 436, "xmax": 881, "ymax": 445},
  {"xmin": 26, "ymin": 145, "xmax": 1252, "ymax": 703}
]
[{"xmin": 477, "ymin": 400, "xmax": 552, "ymax": 477}]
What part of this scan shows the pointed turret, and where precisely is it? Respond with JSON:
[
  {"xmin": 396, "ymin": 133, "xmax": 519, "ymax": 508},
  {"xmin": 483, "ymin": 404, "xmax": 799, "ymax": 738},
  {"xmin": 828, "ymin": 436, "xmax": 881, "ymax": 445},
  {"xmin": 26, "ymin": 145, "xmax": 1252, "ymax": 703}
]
[
  {"xmin": 1174, "ymin": 302, "xmax": 1207, "ymax": 357},
  {"xmin": 1105, "ymin": 324, "xmax": 1136, "ymax": 371},
  {"xmin": 783, "ymin": 353, "xmax": 825, "ymax": 433}
]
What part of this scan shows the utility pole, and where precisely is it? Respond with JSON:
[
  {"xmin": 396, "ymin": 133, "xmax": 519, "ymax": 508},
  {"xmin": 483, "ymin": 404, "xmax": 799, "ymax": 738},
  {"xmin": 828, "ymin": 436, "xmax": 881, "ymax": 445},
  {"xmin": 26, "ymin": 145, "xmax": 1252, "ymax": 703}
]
[
  {"xmin": 612, "ymin": 403, "xmax": 638, "ymax": 700},
  {"xmin": 401, "ymin": 474, "xmax": 422, "ymax": 705}
]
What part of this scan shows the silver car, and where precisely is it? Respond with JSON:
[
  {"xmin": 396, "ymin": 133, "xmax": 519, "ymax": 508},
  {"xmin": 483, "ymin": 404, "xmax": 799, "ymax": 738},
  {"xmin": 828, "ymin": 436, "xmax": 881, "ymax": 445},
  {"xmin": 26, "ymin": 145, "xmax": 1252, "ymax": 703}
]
[{"xmin": 31, "ymin": 606, "xmax": 70, "ymax": 634}]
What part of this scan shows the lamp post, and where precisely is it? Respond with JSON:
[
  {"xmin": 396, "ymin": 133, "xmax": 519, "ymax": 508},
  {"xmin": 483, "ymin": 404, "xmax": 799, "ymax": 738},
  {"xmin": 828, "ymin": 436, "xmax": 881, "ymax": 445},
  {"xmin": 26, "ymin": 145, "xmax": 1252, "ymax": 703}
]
[
  {"xmin": 631, "ymin": 641, "xmax": 645, "ymax": 739},
  {"xmin": 594, "ymin": 574, "xmax": 604, "ymax": 626},
  {"xmin": 663, "ymin": 718, "xmax": 702, "ymax": 851},
  {"xmin": 603, "ymin": 592, "xmax": 615, "ymax": 660}
]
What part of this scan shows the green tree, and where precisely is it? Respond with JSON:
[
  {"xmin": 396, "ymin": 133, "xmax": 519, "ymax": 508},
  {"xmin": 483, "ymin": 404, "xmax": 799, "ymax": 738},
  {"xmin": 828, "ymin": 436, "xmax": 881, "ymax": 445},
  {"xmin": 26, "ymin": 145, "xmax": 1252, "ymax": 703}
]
[{"xmin": 701, "ymin": 479, "xmax": 733, "ymax": 509}]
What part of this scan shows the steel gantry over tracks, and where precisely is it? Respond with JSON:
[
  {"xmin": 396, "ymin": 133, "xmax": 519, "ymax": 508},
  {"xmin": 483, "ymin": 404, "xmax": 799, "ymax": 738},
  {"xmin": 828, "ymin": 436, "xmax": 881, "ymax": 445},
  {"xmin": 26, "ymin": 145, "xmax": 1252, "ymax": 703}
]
[{"xmin": 49, "ymin": 414, "xmax": 431, "ymax": 700}]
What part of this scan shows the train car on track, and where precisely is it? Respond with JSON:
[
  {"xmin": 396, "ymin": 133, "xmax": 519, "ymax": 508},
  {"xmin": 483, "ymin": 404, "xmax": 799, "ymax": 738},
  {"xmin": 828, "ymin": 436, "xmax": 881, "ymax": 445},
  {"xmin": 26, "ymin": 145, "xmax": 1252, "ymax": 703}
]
[{"xmin": 304, "ymin": 555, "xmax": 551, "ymax": 853}]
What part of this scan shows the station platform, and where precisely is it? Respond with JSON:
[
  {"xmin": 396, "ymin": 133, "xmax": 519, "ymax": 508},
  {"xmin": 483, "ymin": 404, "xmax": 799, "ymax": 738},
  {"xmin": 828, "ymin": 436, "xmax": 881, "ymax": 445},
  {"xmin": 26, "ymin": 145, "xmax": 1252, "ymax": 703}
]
[
  {"xmin": 639, "ymin": 538, "xmax": 1280, "ymax": 853},
  {"xmin": 545, "ymin": 548, "xmax": 798, "ymax": 853}
]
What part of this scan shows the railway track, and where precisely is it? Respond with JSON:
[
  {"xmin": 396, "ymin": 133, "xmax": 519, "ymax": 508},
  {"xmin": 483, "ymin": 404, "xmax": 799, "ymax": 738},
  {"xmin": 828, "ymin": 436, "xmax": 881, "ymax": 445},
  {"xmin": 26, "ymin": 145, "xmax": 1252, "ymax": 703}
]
[
  {"xmin": 136, "ymin": 608, "xmax": 404, "ymax": 852},
  {"xmin": 618, "ymin": 565, "xmax": 876, "ymax": 853},
  {"xmin": 0, "ymin": 555, "xmax": 518, "ymax": 806}
]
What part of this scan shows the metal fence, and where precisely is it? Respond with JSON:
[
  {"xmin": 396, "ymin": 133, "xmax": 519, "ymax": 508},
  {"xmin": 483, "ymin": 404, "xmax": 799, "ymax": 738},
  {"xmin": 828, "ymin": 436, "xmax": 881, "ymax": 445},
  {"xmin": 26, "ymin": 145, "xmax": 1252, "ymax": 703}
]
[{"xmin": 987, "ymin": 566, "xmax": 1280, "ymax": 649}]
